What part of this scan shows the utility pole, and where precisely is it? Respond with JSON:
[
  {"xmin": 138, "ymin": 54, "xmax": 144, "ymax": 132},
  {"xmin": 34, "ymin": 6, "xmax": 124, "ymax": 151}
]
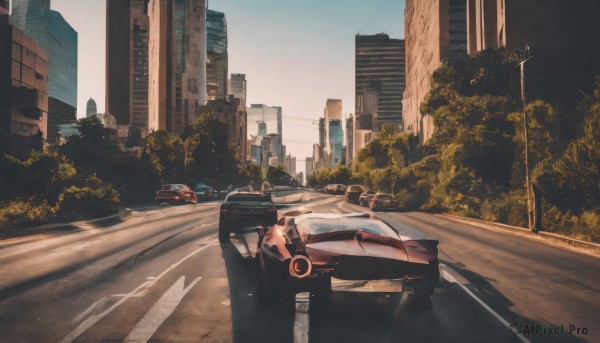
[{"xmin": 514, "ymin": 45, "xmax": 538, "ymax": 232}]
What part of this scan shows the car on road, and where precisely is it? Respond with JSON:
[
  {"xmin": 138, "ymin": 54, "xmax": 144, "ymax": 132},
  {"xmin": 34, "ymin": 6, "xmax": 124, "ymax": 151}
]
[
  {"xmin": 256, "ymin": 212, "xmax": 439, "ymax": 310},
  {"xmin": 155, "ymin": 184, "xmax": 198, "ymax": 205},
  {"xmin": 368, "ymin": 193, "xmax": 398, "ymax": 211},
  {"xmin": 324, "ymin": 184, "xmax": 346, "ymax": 195},
  {"xmin": 346, "ymin": 185, "xmax": 368, "ymax": 203},
  {"xmin": 219, "ymin": 191, "xmax": 278, "ymax": 242},
  {"xmin": 359, "ymin": 190, "xmax": 377, "ymax": 206},
  {"xmin": 193, "ymin": 183, "xmax": 216, "ymax": 201}
]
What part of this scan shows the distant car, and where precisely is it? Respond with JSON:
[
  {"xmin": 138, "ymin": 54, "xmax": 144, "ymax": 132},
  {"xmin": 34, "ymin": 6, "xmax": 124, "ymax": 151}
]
[
  {"xmin": 234, "ymin": 185, "xmax": 254, "ymax": 192},
  {"xmin": 218, "ymin": 185, "xmax": 234, "ymax": 199},
  {"xmin": 218, "ymin": 191, "xmax": 278, "ymax": 242},
  {"xmin": 346, "ymin": 185, "xmax": 368, "ymax": 203},
  {"xmin": 324, "ymin": 184, "xmax": 346, "ymax": 195},
  {"xmin": 359, "ymin": 190, "xmax": 377, "ymax": 207},
  {"xmin": 193, "ymin": 183, "xmax": 216, "ymax": 201},
  {"xmin": 261, "ymin": 181, "xmax": 273, "ymax": 196},
  {"xmin": 155, "ymin": 184, "xmax": 197, "ymax": 205},
  {"xmin": 368, "ymin": 193, "xmax": 398, "ymax": 211},
  {"xmin": 256, "ymin": 212, "xmax": 439, "ymax": 310}
]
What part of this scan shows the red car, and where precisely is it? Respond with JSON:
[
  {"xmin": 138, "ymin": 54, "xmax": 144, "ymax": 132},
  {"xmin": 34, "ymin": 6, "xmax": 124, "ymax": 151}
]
[
  {"xmin": 256, "ymin": 212, "xmax": 439, "ymax": 310},
  {"xmin": 155, "ymin": 184, "xmax": 198, "ymax": 205},
  {"xmin": 368, "ymin": 193, "xmax": 398, "ymax": 211}
]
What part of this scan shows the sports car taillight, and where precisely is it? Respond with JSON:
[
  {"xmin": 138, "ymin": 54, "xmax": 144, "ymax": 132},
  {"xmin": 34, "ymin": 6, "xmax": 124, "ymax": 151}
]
[{"xmin": 289, "ymin": 255, "xmax": 312, "ymax": 279}]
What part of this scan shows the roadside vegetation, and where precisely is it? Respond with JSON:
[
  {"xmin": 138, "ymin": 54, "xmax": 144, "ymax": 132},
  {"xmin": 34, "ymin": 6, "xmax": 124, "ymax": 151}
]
[
  {"xmin": 309, "ymin": 50, "xmax": 600, "ymax": 243},
  {"xmin": 0, "ymin": 111, "xmax": 295, "ymax": 230}
]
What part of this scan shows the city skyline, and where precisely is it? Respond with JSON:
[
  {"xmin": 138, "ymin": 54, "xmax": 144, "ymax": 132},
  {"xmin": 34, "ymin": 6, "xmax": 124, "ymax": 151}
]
[{"xmin": 8, "ymin": 0, "xmax": 405, "ymax": 173}]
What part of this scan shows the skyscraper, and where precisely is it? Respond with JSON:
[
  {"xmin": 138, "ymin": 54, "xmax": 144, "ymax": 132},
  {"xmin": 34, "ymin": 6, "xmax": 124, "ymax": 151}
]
[
  {"xmin": 11, "ymin": 0, "xmax": 78, "ymax": 143},
  {"xmin": 402, "ymin": 0, "xmax": 467, "ymax": 144},
  {"xmin": 207, "ymin": 10, "xmax": 228, "ymax": 100},
  {"xmin": 106, "ymin": 0, "xmax": 150, "ymax": 134},
  {"xmin": 355, "ymin": 34, "xmax": 405, "ymax": 131},
  {"xmin": 86, "ymin": 98, "xmax": 97, "ymax": 117},
  {"xmin": 229, "ymin": 73, "xmax": 246, "ymax": 103},
  {"xmin": 148, "ymin": 0, "xmax": 207, "ymax": 134},
  {"xmin": 323, "ymin": 99, "xmax": 344, "ymax": 167},
  {"xmin": 247, "ymin": 104, "xmax": 282, "ymax": 140}
]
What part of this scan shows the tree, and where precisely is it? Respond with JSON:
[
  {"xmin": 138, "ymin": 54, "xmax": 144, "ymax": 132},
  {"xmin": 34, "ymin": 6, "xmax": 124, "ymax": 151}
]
[
  {"xmin": 266, "ymin": 165, "xmax": 300, "ymax": 187},
  {"xmin": 236, "ymin": 162, "xmax": 264, "ymax": 188},
  {"xmin": 146, "ymin": 129, "xmax": 184, "ymax": 183}
]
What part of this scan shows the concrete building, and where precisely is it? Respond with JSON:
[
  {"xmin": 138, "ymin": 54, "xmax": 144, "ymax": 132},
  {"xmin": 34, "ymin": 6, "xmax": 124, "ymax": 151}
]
[
  {"xmin": 467, "ymin": 0, "xmax": 600, "ymax": 106},
  {"xmin": 268, "ymin": 156, "xmax": 279, "ymax": 168},
  {"xmin": 402, "ymin": 0, "xmax": 467, "ymax": 144},
  {"xmin": 202, "ymin": 96, "xmax": 247, "ymax": 166},
  {"xmin": 284, "ymin": 154, "xmax": 296, "ymax": 176},
  {"xmin": 106, "ymin": 0, "xmax": 150, "ymax": 136},
  {"xmin": 0, "ymin": 14, "xmax": 48, "ymax": 155},
  {"xmin": 148, "ymin": 0, "xmax": 207, "ymax": 134},
  {"xmin": 305, "ymin": 157, "xmax": 314, "ymax": 180},
  {"xmin": 0, "ymin": 0, "xmax": 8, "ymax": 14},
  {"xmin": 247, "ymin": 104, "xmax": 282, "ymax": 139},
  {"xmin": 11, "ymin": 0, "xmax": 78, "ymax": 144},
  {"xmin": 355, "ymin": 34, "xmax": 405, "ymax": 131},
  {"xmin": 323, "ymin": 99, "xmax": 344, "ymax": 167},
  {"xmin": 206, "ymin": 10, "xmax": 228, "ymax": 100},
  {"xmin": 86, "ymin": 98, "xmax": 97, "ymax": 117}
]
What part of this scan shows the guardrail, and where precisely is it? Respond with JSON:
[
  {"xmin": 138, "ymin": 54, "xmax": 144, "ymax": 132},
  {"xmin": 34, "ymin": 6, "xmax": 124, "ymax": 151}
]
[{"xmin": 439, "ymin": 214, "xmax": 600, "ymax": 258}]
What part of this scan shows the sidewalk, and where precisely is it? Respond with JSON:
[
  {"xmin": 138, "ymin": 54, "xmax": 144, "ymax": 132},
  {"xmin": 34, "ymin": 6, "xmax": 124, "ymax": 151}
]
[{"xmin": 438, "ymin": 213, "xmax": 600, "ymax": 258}]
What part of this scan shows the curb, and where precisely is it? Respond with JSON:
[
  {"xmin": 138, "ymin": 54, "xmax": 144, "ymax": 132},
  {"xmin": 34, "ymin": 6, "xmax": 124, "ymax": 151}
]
[
  {"xmin": 438, "ymin": 214, "xmax": 600, "ymax": 258},
  {"xmin": 0, "ymin": 209, "xmax": 134, "ymax": 240}
]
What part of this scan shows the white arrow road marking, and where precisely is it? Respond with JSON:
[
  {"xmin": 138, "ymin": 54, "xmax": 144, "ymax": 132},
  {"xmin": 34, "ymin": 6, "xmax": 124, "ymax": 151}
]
[
  {"xmin": 124, "ymin": 276, "xmax": 201, "ymax": 343},
  {"xmin": 442, "ymin": 270, "xmax": 531, "ymax": 343},
  {"xmin": 58, "ymin": 243, "xmax": 213, "ymax": 343},
  {"xmin": 293, "ymin": 292, "xmax": 310, "ymax": 343}
]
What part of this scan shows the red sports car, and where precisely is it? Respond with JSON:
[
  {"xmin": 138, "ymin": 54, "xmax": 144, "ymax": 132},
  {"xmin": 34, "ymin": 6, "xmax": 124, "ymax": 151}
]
[
  {"xmin": 155, "ymin": 184, "xmax": 198, "ymax": 205},
  {"xmin": 256, "ymin": 212, "xmax": 439, "ymax": 310}
]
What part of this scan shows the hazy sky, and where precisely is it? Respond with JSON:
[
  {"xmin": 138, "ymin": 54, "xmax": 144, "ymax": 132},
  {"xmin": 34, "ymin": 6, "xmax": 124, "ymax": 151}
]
[{"xmin": 10, "ymin": 0, "xmax": 405, "ymax": 173}]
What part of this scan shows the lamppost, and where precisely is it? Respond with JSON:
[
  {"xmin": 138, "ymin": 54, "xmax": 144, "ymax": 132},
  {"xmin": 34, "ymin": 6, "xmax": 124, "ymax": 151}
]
[{"xmin": 512, "ymin": 45, "xmax": 537, "ymax": 232}]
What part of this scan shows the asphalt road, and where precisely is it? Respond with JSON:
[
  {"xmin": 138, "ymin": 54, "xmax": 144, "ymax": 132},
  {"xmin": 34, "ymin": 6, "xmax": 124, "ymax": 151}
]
[{"xmin": 0, "ymin": 193, "xmax": 598, "ymax": 343}]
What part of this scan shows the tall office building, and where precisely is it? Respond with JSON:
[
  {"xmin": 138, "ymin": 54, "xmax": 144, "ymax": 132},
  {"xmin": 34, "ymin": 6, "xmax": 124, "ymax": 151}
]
[
  {"xmin": 11, "ymin": 0, "xmax": 78, "ymax": 143},
  {"xmin": 247, "ymin": 104, "xmax": 282, "ymax": 139},
  {"xmin": 106, "ymin": 0, "xmax": 150, "ymax": 135},
  {"xmin": 0, "ymin": 13, "xmax": 48, "ymax": 155},
  {"xmin": 148, "ymin": 0, "xmax": 207, "ymax": 134},
  {"xmin": 323, "ymin": 99, "xmax": 344, "ymax": 167},
  {"xmin": 229, "ymin": 73, "xmax": 246, "ymax": 103},
  {"xmin": 402, "ymin": 0, "xmax": 467, "ymax": 144},
  {"xmin": 86, "ymin": 98, "xmax": 97, "ymax": 117},
  {"xmin": 207, "ymin": 10, "xmax": 228, "ymax": 100},
  {"xmin": 0, "ymin": 0, "xmax": 8, "ymax": 14},
  {"xmin": 355, "ymin": 34, "xmax": 405, "ymax": 131},
  {"xmin": 345, "ymin": 114, "xmax": 354, "ymax": 166}
]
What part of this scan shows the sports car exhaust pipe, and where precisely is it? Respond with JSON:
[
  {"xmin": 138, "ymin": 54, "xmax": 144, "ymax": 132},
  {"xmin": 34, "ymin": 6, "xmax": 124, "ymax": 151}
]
[{"xmin": 289, "ymin": 255, "xmax": 312, "ymax": 279}]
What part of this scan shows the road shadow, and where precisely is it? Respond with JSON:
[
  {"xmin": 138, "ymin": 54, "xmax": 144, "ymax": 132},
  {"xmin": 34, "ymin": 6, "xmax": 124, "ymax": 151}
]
[{"xmin": 220, "ymin": 241, "xmax": 294, "ymax": 343}]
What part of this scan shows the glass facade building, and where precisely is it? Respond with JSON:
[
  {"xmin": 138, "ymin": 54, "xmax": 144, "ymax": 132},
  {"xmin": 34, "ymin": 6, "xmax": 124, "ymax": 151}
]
[
  {"xmin": 206, "ymin": 10, "xmax": 227, "ymax": 100},
  {"xmin": 11, "ymin": 0, "xmax": 77, "ymax": 109},
  {"xmin": 247, "ymin": 104, "xmax": 282, "ymax": 139},
  {"xmin": 328, "ymin": 119, "xmax": 344, "ymax": 166}
]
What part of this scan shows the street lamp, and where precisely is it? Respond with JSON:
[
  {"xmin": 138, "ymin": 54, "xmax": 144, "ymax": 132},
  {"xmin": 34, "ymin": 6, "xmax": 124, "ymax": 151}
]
[{"xmin": 512, "ymin": 45, "xmax": 537, "ymax": 232}]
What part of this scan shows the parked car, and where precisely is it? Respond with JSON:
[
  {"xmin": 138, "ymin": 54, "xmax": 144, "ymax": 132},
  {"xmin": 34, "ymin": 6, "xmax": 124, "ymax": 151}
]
[
  {"xmin": 368, "ymin": 193, "xmax": 398, "ymax": 211},
  {"xmin": 193, "ymin": 183, "xmax": 216, "ymax": 201},
  {"xmin": 346, "ymin": 185, "xmax": 368, "ymax": 203},
  {"xmin": 358, "ymin": 190, "xmax": 377, "ymax": 206},
  {"xmin": 256, "ymin": 212, "xmax": 439, "ymax": 310},
  {"xmin": 155, "ymin": 184, "xmax": 197, "ymax": 205},
  {"xmin": 218, "ymin": 191, "xmax": 278, "ymax": 242},
  {"xmin": 324, "ymin": 184, "xmax": 346, "ymax": 195}
]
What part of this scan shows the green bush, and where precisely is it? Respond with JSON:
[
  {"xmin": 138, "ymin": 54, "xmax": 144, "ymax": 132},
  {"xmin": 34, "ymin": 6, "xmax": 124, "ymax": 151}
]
[
  {"xmin": 57, "ymin": 181, "xmax": 120, "ymax": 222},
  {"xmin": 0, "ymin": 196, "xmax": 56, "ymax": 229},
  {"xmin": 480, "ymin": 190, "xmax": 527, "ymax": 227}
]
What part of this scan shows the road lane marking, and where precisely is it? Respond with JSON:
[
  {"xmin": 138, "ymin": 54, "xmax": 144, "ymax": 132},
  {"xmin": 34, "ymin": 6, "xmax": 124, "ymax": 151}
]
[
  {"xmin": 72, "ymin": 297, "xmax": 108, "ymax": 323},
  {"xmin": 124, "ymin": 276, "xmax": 201, "ymax": 343},
  {"xmin": 441, "ymin": 270, "xmax": 531, "ymax": 343},
  {"xmin": 58, "ymin": 243, "xmax": 214, "ymax": 343},
  {"xmin": 293, "ymin": 292, "xmax": 310, "ymax": 343}
]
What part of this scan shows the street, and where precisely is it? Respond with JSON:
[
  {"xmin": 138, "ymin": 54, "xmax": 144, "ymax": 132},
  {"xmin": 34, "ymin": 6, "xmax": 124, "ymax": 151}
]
[{"xmin": 0, "ymin": 192, "xmax": 598, "ymax": 343}]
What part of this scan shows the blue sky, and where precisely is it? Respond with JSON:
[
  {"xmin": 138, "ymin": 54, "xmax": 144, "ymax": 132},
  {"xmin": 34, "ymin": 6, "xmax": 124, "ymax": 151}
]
[{"xmin": 10, "ymin": 0, "xmax": 405, "ymax": 170}]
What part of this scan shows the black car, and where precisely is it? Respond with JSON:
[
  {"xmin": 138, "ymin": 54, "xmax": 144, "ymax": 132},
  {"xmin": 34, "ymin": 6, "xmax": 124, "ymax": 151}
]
[
  {"xmin": 193, "ymin": 183, "xmax": 216, "ymax": 201},
  {"xmin": 346, "ymin": 185, "xmax": 368, "ymax": 203},
  {"xmin": 218, "ymin": 191, "xmax": 278, "ymax": 242},
  {"xmin": 359, "ymin": 190, "xmax": 377, "ymax": 206}
]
